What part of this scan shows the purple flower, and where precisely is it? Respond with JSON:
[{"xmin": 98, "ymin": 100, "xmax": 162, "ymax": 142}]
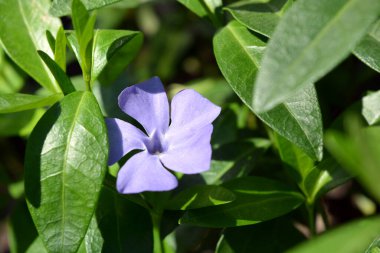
[{"xmin": 106, "ymin": 77, "xmax": 221, "ymax": 194}]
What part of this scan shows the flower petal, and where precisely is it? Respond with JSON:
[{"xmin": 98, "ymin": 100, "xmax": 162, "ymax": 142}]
[
  {"xmin": 170, "ymin": 89, "xmax": 221, "ymax": 134},
  {"xmin": 106, "ymin": 118, "xmax": 148, "ymax": 165},
  {"xmin": 118, "ymin": 77, "xmax": 169, "ymax": 136},
  {"xmin": 117, "ymin": 151, "xmax": 178, "ymax": 194},
  {"xmin": 160, "ymin": 125, "xmax": 213, "ymax": 174}
]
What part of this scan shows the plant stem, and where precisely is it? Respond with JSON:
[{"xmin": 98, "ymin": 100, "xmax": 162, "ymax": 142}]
[
  {"xmin": 150, "ymin": 209, "xmax": 164, "ymax": 253},
  {"xmin": 306, "ymin": 203, "xmax": 316, "ymax": 237}
]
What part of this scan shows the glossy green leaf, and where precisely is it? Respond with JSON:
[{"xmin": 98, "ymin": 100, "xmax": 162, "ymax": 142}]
[
  {"xmin": 0, "ymin": 49, "xmax": 24, "ymax": 94},
  {"xmin": 287, "ymin": 216, "xmax": 380, "ymax": 253},
  {"xmin": 303, "ymin": 157, "xmax": 351, "ymax": 203},
  {"xmin": 79, "ymin": 14, "xmax": 97, "ymax": 86},
  {"xmin": 92, "ymin": 30, "xmax": 143, "ymax": 84},
  {"xmin": 201, "ymin": 139, "xmax": 271, "ymax": 185},
  {"xmin": 166, "ymin": 185, "xmax": 236, "ymax": 210},
  {"xmin": 55, "ymin": 27, "xmax": 67, "ymax": 72},
  {"xmin": 83, "ymin": 187, "xmax": 153, "ymax": 252},
  {"xmin": 25, "ymin": 91, "xmax": 108, "ymax": 253},
  {"xmin": 326, "ymin": 124, "xmax": 380, "ymax": 203},
  {"xmin": 46, "ymin": 31, "xmax": 56, "ymax": 53},
  {"xmin": 37, "ymin": 51, "xmax": 75, "ymax": 95},
  {"xmin": 216, "ymin": 217, "xmax": 305, "ymax": 253},
  {"xmin": 26, "ymin": 237, "xmax": 48, "ymax": 253},
  {"xmin": 272, "ymin": 132, "xmax": 350, "ymax": 202},
  {"xmin": 0, "ymin": 109, "xmax": 44, "ymax": 137},
  {"xmin": 225, "ymin": 0, "xmax": 292, "ymax": 37},
  {"xmin": 0, "ymin": 0, "xmax": 61, "ymax": 92},
  {"xmin": 180, "ymin": 177, "xmax": 304, "ymax": 227},
  {"xmin": 354, "ymin": 19, "xmax": 380, "ymax": 73},
  {"xmin": 72, "ymin": 0, "xmax": 89, "ymax": 39},
  {"xmin": 252, "ymin": 0, "xmax": 380, "ymax": 112},
  {"xmin": 0, "ymin": 93, "xmax": 62, "ymax": 113},
  {"xmin": 213, "ymin": 21, "xmax": 323, "ymax": 161},
  {"xmin": 178, "ymin": 0, "xmax": 208, "ymax": 17},
  {"xmin": 362, "ymin": 90, "xmax": 380, "ymax": 125},
  {"xmin": 50, "ymin": 0, "xmax": 122, "ymax": 17}
]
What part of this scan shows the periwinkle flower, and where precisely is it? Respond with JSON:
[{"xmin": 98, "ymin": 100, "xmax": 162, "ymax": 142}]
[{"xmin": 106, "ymin": 77, "xmax": 221, "ymax": 194}]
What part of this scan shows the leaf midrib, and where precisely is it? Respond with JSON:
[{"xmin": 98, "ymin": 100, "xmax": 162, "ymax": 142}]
[{"xmin": 60, "ymin": 92, "xmax": 86, "ymax": 252}]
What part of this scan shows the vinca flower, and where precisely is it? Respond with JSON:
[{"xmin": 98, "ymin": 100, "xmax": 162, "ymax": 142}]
[{"xmin": 106, "ymin": 77, "xmax": 221, "ymax": 194}]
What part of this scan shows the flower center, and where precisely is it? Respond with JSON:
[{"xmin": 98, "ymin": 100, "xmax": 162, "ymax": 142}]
[{"xmin": 144, "ymin": 130, "xmax": 168, "ymax": 155}]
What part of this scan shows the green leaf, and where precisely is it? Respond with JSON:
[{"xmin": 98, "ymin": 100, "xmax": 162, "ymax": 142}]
[
  {"xmin": 0, "ymin": 93, "xmax": 62, "ymax": 113},
  {"xmin": 55, "ymin": 27, "xmax": 67, "ymax": 72},
  {"xmin": 0, "ymin": 109, "xmax": 44, "ymax": 137},
  {"xmin": 92, "ymin": 30, "xmax": 143, "ymax": 84},
  {"xmin": 79, "ymin": 14, "xmax": 97, "ymax": 86},
  {"xmin": 166, "ymin": 185, "xmax": 236, "ymax": 210},
  {"xmin": 26, "ymin": 237, "xmax": 48, "ymax": 253},
  {"xmin": 25, "ymin": 91, "xmax": 108, "ymax": 253},
  {"xmin": 178, "ymin": 0, "xmax": 222, "ymax": 25},
  {"xmin": 362, "ymin": 90, "xmax": 380, "ymax": 125},
  {"xmin": 7, "ymin": 201, "xmax": 38, "ymax": 253},
  {"xmin": 180, "ymin": 177, "xmax": 304, "ymax": 227},
  {"xmin": 354, "ymin": 19, "xmax": 380, "ymax": 73},
  {"xmin": 0, "ymin": 0, "xmax": 61, "ymax": 92},
  {"xmin": 213, "ymin": 21, "xmax": 323, "ymax": 161},
  {"xmin": 216, "ymin": 217, "xmax": 305, "ymax": 253},
  {"xmin": 287, "ymin": 216, "xmax": 380, "ymax": 253},
  {"xmin": 272, "ymin": 132, "xmax": 350, "ymax": 202},
  {"xmin": 201, "ymin": 139, "xmax": 271, "ymax": 185},
  {"xmin": 72, "ymin": 0, "xmax": 89, "ymax": 39},
  {"xmin": 50, "ymin": 0, "xmax": 122, "ymax": 17},
  {"xmin": 366, "ymin": 237, "xmax": 380, "ymax": 253},
  {"xmin": 326, "ymin": 123, "xmax": 380, "ymax": 203},
  {"xmin": 252, "ymin": 0, "xmax": 380, "ymax": 112},
  {"xmin": 225, "ymin": 0, "xmax": 293, "ymax": 37},
  {"xmin": 0, "ymin": 49, "xmax": 24, "ymax": 94},
  {"xmin": 37, "ymin": 51, "xmax": 75, "ymax": 95},
  {"xmin": 83, "ymin": 187, "xmax": 153, "ymax": 253},
  {"xmin": 178, "ymin": 0, "xmax": 208, "ymax": 17},
  {"xmin": 46, "ymin": 31, "xmax": 56, "ymax": 53}
]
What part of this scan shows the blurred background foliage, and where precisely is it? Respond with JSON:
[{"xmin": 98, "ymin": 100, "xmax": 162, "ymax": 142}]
[{"xmin": 0, "ymin": 0, "xmax": 380, "ymax": 252}]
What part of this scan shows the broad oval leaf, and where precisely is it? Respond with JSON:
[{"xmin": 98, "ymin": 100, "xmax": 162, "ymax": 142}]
[
  {"xmin": 354, "ymin": 19, "xmax": 380, "ymax": 73},
  {"xmin": 25, "ymin": 91, "xmax": 108, "ymax": 253},
  {"xmin": 92, "ymin": 30, "xmax": 143, "ymax": 84},
  {"xmin": 287, "ymin": 216, "xmax": 380, "ymax": 253},
  {"xmin": 252, "ymin": 0, "xmax": 380, "ymax": 112},
  {"xmin": 225, "ymin": 0, "xmax": 292, "ymax": 37},
  {"xmin": 213, "ymin": 21, "xmax": 323, "ymax": 160},
  {"xmin": 180, "ymin": 177, "xmax": 304, "ymax": 227},
  {"xmin": 0, "ymin": 0, "xmax": 61, "ymax": 92},
  {"xmin": 0, "ymin": 93, "xmax": 62, "ymax": 113},
  {"xmin": 166, "ymin": 185, "xmax": 236, "ymax": 210},
  {"xmin": 50, "ymin": 0, "xmax": 122, "ymax": 17}
]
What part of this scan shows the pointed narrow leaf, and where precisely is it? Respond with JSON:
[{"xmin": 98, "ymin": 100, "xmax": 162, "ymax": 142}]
[
  {"xmin": 79, "ymin": 14, "xmax": 97, "ymax": 85},
  {"xmin": 166, "ymin": 185, "xmax": 236, "ymax": 210},
  {"xmin": 253, "ymin": 0, "xmax": 380, "ymax": 112},
  {"xmin": 50, "ymin": 0, "xmax": 122, "ymax": 17},
  {"xmin": 25, "ymin": 91, "xmax": 108, "ymax": 253},
  {"xmin": 72, "ymin": 0, "xmax": 89, "ymax": 39},
  {"xmin": 225, "ymin": 0, "xmax": 292, "ymax": 37},
  {"xmin": 55, "ymin": 27, "xmax": 67, "ymax": 72},
  {"xmin": 180, "ymin": 177, "xmax": 304, "ymax": 227},
  {"xmin": 178, "ymin": 0, "xmax": 208, "ymax": 17},
  {"xmin": 38, "ymin": 51, "xmax": 75, "ymax": 95},
  {"xmin": 0, "ymin": 0, "xmax": 61, "ymax": 92},
  {"xmin": 287, "ymin": 216, "xmax": 380, "ymax": 253},
  {"xmin": 0, "ymin": 93, "xmax": 62, "ymax": 113},
  {"xmin": 353, "ymin": 20, "xmax": 380, "ymax": 73},
  {"xmin": 213, "ymin": 21, "xmax": 323, "ymax": 160},
  {"xmin": 92, "ymin": 30, "xmax": 143, "ymax": 84}
]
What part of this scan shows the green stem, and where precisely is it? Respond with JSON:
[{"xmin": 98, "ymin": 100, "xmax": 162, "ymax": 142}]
[
  {"xmin": 150, "ymin": 210, "xmax": 164, "ymax": 253},
  {"xmin": 306, "ymin": 203, "xmax": 316, "ymax": 237}
]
